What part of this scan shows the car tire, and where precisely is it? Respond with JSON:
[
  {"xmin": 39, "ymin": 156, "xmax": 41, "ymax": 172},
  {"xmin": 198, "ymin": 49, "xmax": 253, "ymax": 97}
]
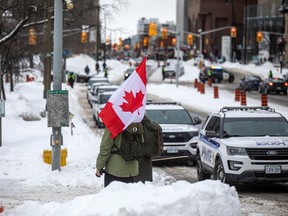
[
  {"xmin": 196, "ymin": 154, "xmax": 211, "ymax": 181},
  {"xmin": 97, "ymin": 118, "xmax": 102, "ymax": 128},
  {"xmin": 284, "ymin": 90, "xmax": 287, "ymax": 95},
  {"xmin": 213, "ymin": 158, "xmax": 227, "ymax": 183},
  {"xmin": 264, "ymin": 88, "xmax": 269, "ymax": 94},
  {"xmin": 229, "ymin": 76, "xmax": 234, "ymax": 83}
]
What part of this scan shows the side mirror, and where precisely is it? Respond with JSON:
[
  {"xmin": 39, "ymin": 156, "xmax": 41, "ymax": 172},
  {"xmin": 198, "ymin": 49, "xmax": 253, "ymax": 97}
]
[
  {"xmin": 193, "ymin": 116, "xmax": 202, "ymax": 125},
  {"xmin": 92, "ymin": 98, "xmax": 97, "ymax": 104},
  {"xmin": 205, "ymin": 130, "xmax": 217, "ymax": 138}
]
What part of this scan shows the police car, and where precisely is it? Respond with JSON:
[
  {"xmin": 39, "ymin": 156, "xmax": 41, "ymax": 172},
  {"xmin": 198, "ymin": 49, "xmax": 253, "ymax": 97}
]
[
  {"xmin": 196, "ymin": 106, "xmax": 288, "ymax": 184},
  {"xmin": 145, "ymin": 102, "xmax": 201, "ymax": 164},
  {"xmin": 199, "ymin": 65, "xmax": 234, "ymax": 83}
]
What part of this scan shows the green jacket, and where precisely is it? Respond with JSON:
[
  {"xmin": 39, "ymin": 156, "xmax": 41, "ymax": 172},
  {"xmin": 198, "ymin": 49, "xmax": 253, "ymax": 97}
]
[{"xmin": 96, "ymin": 128, "xmax": 139, "ymax": 177}]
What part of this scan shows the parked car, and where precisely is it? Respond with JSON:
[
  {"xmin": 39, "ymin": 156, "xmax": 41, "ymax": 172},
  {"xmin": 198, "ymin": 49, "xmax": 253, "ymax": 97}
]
[
  {"xmin": 163, "ymin": 59, "xmax": 185, "ymax": 80},
  {"xmin": 196, "ymin": 106, "xmax": 288, "ymax": 184},
  {"xmin": 145, "ymin": 102, "xmax": 201, "ymax": 164},
  {"xmin": 258, "ymin": 77, "xmax": 288, "ymax": 95},
  {"xmin": 124, "ymin": 68, "xmax": 135, "ymax": 80},
  {"xmin": 199, "ymin": 65, "xmax": 234, "ymax": 83},
  {"xmin": 93, "ymin": 91, "xmax": 114, "ymax": 128},
  {"xmin": 91, "ymin": 84, "xmax": 119, "ymax": 107},
  {"xmin": 87, "ymin": 77, "xmax": 109, "ymax": 92},
  {"xmin": 239, "ymin": 75, "xmax": 262, "ymax": 91},
  {"xmin": 87, "ymin": 82, "xmax": 110, "ymax": 106}
]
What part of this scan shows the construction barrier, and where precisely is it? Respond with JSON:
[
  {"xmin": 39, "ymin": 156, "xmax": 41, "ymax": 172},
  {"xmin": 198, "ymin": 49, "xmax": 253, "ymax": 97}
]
[
  {"xmin": 197, "ymin": 82, "xmax": 201, "ymax": 92},
  {"xmin": 235, "ymin": 88, "xmax": 241, "ymax": 101},
  {"xmin": 208, "ymin": 78, "xmax": 212, "ymax": 87},
  {"xmin": 200, "ymin": 83, "xmax": 205, "ymax": 94},
  {"xmin": 194, "ymin": 78, "xmax": 198, "ymax": 88},
  {"xmin": 261, "ymin": 94, "xmax": 268, "ymax": 106},
  {"xmin": 240, "ymin": 91, "xmax": 247, "ymax": 106},
  {"xmin": 214, "ymin": 86, "xmax": 219, "ymax": 98}
]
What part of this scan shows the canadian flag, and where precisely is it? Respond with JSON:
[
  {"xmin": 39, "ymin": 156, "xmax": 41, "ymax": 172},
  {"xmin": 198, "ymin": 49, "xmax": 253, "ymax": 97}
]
[{"xmin": 99, "ymin": 56, "xmax": 147, "ymax": 138}]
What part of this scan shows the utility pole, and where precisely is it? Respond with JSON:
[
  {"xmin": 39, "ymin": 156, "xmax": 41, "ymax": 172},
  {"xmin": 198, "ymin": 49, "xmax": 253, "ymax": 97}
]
[
  {"xmin": 243, "ymin": 0, "xmax": 247, "ymax": 64},
  {"xmin": 103, "ymin": 13, "xmax": 107, "ymax": 67},
  {"xmin": 52, "ymin": 0, "xmax": 63, "ymax": 171},
  {"xmin": 43, "ymin": 0, "xmax": 53, "ymax": 99},
  {"xmin": 95, "ymin": 0, "xmax": 100, "ymax": 62},
  {"xmin": 279, "ymin": 0, "xmax": 288, "ymax": 74},
  {"xmin": 176, "ymin": 26, "xmax": 180, "ymax": 88}
]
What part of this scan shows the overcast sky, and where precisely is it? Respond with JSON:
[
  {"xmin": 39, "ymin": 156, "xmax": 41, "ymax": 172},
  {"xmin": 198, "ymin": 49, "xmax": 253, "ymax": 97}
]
[{"xmin": 102, "ymin": 0, "xmax": 176, "ymax": 41}]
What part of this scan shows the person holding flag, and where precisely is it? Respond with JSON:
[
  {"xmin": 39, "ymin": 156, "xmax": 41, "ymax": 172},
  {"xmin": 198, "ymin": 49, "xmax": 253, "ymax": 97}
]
[{"xmin": 95, "ymin": 57, "xmax": 147, "ymax": 187}]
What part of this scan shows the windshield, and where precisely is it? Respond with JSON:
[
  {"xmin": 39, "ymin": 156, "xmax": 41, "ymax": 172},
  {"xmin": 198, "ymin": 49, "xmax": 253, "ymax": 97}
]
[
  {"xmin": 223, "ymin": 117, "xmax": 288, "ymax": 137},
  {"xmin": 146, "ymin": 109, "xmax": 193, "ymax": 125},
  {"xmin": 99, "ymin": 94, "xmax": 111, "ymax": 104}
]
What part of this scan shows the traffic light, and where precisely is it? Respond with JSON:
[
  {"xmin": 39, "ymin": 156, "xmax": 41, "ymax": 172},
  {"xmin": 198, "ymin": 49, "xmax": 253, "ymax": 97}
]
[
  {"xmin": 143, "ymin": 37, "xmax": 148, "ymax": 47},
  {"xmin": 256, "ymin": 31, "xmax": 263, "ymax": 43},
  {"xmin": 28, "ymin": 28, "xmax": 36, "ymax": 45},
  {"xmin": 230, "ymin": 27, "xmax": 237, "ymax": 38},
  {"xmin": 172, "ymin": 37, "xmax": 176, "ymax": 46},
  {"xmin": 149, "ymin": 22, "xmax": 157, "ymax": 36},
  {"xmin": 81, "ymin": 32, "xmax": 87, "ymax": 43},
  {"xmin": 162, "ymin": 28, "xmax": 168, "ymax": 39},
  {"xmin": 119, "ymin": 37, "xmax": 122, "ymax": 47},
  {"xmin": 187, "ymin": 34, "xmax": 193, "ymax": 45}
]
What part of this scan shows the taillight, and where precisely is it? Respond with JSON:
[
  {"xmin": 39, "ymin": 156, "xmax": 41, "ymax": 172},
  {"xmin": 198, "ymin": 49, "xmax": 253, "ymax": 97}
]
[{"xmin": 285, "ymin": 82, "xmax": 288, "ymax": 87}]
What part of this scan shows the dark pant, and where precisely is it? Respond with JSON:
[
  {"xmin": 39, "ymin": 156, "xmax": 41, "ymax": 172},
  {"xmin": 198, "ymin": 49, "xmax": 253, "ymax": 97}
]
[
  {"xmin": 133, "ymin": 156, "xmax": 152, "ymax": 183},
  {"xmin": 104, "ymin": 172, "xmax": 134, "ymax": 187}
]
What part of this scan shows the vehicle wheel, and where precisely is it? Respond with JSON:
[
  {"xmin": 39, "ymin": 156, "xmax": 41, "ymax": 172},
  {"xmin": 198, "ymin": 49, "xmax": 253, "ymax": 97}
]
[
  {"xmin": 284, "ymin": 90, "xmax": 287, "ymax": 95},
  {"xmin": 196, "ymin": 154, "xmax": 211, "ymax": 181},
  {"xmin": 213, "ymin": 78, "xmax": 218, "ymax": 83},
  {"xmin": 264, "ymin": 88, "xmax": 269, "ymax": 94},
  {"xmin": 97, "ymin": 119, "xmax": 102, "ymax": 128},
  {"xmin": 229, "ymin": 76, "xmax": 234, "ymax": 83},
  {"xmin": 213, "ymin": 159, "xmax": 227, "ymax": 183}
]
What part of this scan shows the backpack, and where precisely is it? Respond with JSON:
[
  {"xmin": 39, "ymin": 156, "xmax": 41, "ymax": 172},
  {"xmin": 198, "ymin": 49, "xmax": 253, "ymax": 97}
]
[
  {"xmin": 112, "ymin": 123, "xmax": 144, "ymax": 162},
  {"xmin": 142, "ymin": 116, "xmax": 164, "ymax": 157}
]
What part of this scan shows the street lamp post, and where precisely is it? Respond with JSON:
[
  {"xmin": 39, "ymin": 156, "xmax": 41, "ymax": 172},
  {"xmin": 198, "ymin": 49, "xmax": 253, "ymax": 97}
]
[{"xmin": 198, "ymin": 29, "xmax": 203, "ymax": 58}]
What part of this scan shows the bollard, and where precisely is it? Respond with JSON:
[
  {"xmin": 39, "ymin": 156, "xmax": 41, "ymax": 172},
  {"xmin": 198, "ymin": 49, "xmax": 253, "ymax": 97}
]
[
  {"xmin": 261, "ymin": 94, "xmax": 268, "ymax": 106},
  {"xmin": 214, "ymin": 86, "xmax": 219, "ymax": 98},
  {"xmin": 197, "ymin": 82, "xmax": 201, "ymax": 92},
  {"xmin": 235, "ymin": 88, "xmax": 241, "ymax": 101},
  {"xmin": 208, "ymin": 78, "xmax": 212, "ymax": 87},
  {"xmin": 194, "ymin": 78, "xmax": 198, "ymax": 88},
  {"xmin": 201, "ymin": 83, "xmax": 205, "ymax": 94},
  {"xmin": 240, "ymin": 91, "xmax": 247, "ymax": 106}
]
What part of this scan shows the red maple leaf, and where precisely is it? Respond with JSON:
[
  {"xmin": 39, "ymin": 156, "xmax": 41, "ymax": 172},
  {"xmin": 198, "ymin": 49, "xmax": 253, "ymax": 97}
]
[{"xmin": 120, "ymin": 90, "xmax": 144, "ymax": 114}]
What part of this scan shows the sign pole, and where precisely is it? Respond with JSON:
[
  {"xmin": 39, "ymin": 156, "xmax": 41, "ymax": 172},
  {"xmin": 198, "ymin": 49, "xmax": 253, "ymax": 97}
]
[{"xmin": 51, "ymin": 0, "xmax": 63, "ymax": 171}]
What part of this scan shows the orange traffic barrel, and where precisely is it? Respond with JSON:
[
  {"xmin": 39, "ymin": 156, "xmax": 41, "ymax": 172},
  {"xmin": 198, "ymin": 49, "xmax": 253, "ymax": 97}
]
[
  {"xmin": 235, "ymin": 88, "xmax": 241, "ymax": 101},
  {"xmin": 200, "ymin": 83, "xmax": 205, "ymax": 94},
  {"xmin": 214, "ymin": 86, "xmax": 219, "ymax": 98},
  {"xmin": 194, "ymin": 78, "xmax": 198, "ymax": 88},
  {"xmin": 240, "ymin": 91, "xmax": 247, "ymax": 106},
  {"xmin": 261, "ymin": 94, "xmax": 268, "ymax": 106},
  {"xmin": 197, "ymin": 82, "xmax": 201, "ymax": 92},
  {"xmin": 208, "ymin": 78, "xmax": 212, "ymax": 87}
]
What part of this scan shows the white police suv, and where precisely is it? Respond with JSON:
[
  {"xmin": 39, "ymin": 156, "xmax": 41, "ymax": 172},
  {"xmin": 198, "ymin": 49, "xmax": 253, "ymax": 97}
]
[
  {"xmin": 196, "ymin": 106, "xmax": 288, "ymax": 184},
  {"xmin": 145, "ymin": 102, "xmax": 201, "ymax": 164}
]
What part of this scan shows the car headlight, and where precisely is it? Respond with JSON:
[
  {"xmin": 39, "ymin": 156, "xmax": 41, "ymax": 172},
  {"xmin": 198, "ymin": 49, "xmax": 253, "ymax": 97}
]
[{"xmin": 227, "ymin": 146, "xmax": 247, "ymax": 156}]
